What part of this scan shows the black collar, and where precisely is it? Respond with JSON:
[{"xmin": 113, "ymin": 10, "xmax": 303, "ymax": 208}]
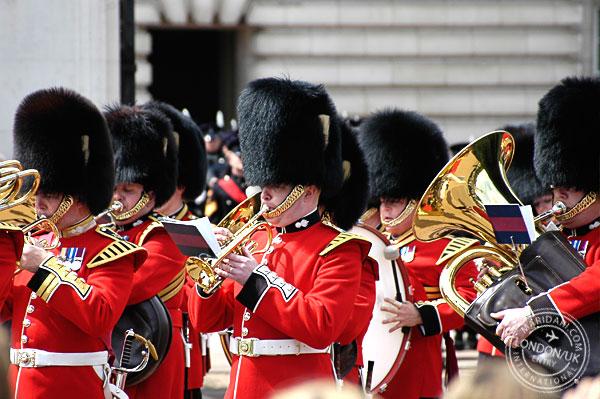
[
  {"xmin": 276, "ymin": 209, "xmax": 321, "ymax": 234},
  {"xmin": 565, "ymin": 215, "xmax": 600, "ymax": 238}
]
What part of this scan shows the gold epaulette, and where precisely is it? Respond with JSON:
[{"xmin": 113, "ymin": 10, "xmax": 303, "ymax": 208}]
[
  {"xmin": 88, "ymin": 226, "xmax": 146, "ymax": 268},
  {"xmin": 319, "ymin": 221, "xmax": 370, "ymax": 256},
  {"xmin": 158, "ymin": 268, "xmax": 186, "ymax": 302},
  {"xmin": 138, "ymin": 216, "xmax": 164, "ymax": 246},
  {"xmin": 0, "ymin": 221, "xmax": 23, "ymax": 232},
  {"xmin": 436, "ymin": 235, "xmax": 480, "ymax": 265}
]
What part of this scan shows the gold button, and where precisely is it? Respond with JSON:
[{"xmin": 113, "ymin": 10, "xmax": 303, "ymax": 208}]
[
  {"xmin": 23, "ymin": 319, "xmax": 31, "ymax": 328},
  {"xmin": 241, "ymin": 327, "xmax": 248, "ymax": 337},
  {"xmin": 21, "ymin": 335, "xmax": 28, "ymax": 344},
  {"xmin": 240, "ymin": 342, "xmax": 249, "ymax": 353},
  {"xmin": 26, "ymin": 305, "xmax": 35, "ymax": 314},
  {"xmin": 243, "ymin": 312, "xmax": 251, "ymax": 321},
  {"xmin": 30, "ymin": 293, "xmax": 38, "ymax": 300}
]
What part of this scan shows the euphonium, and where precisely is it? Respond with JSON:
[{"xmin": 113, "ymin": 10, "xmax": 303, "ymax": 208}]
[
  {"xmin": 412, "ymin": 131, "xmax": 565, "ymax": 317},
  {"xmin": 186, "ymin": 192, "xmax": 272, "ymax": 294}
]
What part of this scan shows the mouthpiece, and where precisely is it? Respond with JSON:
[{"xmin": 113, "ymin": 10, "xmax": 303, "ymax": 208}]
[{"xmin": 111, "ymin": 201, "xmax": 124, "ymax": 213}]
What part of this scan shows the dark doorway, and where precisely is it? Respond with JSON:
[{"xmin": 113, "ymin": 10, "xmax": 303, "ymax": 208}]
[{"xmin": 148, "ymin": 28, "xmax": 236, "ymax": 127}]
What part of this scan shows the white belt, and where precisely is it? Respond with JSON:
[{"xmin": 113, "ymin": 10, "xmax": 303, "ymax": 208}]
[
  {"xmin": 230, "ymin": 337, "xmax": 330, "ymax": 357},
  {"xmin": 10, "ymin": 348, "xmax": 108, "ymax": 368}
]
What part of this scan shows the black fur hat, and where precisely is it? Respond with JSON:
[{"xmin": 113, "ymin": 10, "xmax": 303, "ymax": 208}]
[
  {"xmin": 13, "ymin": 87, "xmax": 114, "ymax": 215},
  {"xmin": 320, "ymin": 119, "xmax": 369, "ymax": 230},
  {"xmin": 237, "ymin": 77, "xmax": 344, "ymax": 198},
  {"xmin": 358, "ymin": 108, "xmax": 449, "ymax": 201},
  {"xmin": 105, "ymin": 105, "xmax": 178, "ymax": 207},
  {"xmin": 535, "ymin": 76, "xmax": 600, "ymax": 193},
  {"xmin": 143, "ymin": 102, "xmax": 207, "ymax": 201},
  {"xmin": 501, "ymin": 122, "xmax": 550, "ymax": 206}
]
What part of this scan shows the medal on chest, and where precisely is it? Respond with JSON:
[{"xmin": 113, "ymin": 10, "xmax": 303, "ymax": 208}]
[
  {"xmin": 57, "ymin": 247, "xmax": 86, "ymax": 271},
  {"xmin": 569, "ymin": 240, "xmax": 589, "ymax": 259},
  {"xmin": 400, "ymin": 245, "xmax": 416, "ymax": 263}
]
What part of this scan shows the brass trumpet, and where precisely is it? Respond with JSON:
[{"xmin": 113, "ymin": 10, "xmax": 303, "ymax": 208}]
[{"xmin": 186, "ymin": 192, "xmax": 272, "ymax": 295}]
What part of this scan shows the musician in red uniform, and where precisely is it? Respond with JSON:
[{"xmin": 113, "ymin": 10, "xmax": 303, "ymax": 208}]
[
  {"xmin": 105, "ymin": 105, "xmax": 187, "ymax": 399},
  {"xmin": 3, "ymin": 88, "xmax": 147, "ymax": 398},
  {"xmin": 188, "ymin": 77, "xmax": 371, "ymax": 399},
  {"xmin": 320, "ymin": 119, "xmax": 378, "ymax": 386},
  {"xmin": 493, "ymin": 77, "xmax": 600, "ymax": 376},
  {"xmin": 145, "ymin": 101, "xmax": 211, "ymax": 399},
  {"xmin": 358, "ymin": 109, "xmax": 479, "ymax": 399}
]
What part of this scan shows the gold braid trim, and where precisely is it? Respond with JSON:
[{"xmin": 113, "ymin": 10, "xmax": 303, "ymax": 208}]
[
  {"xmin": 49, "ymin": 195, "xmax": 73, "ymax": 224},
  {"xmin": 158, "ymin": 268, "xmax": 186, "ymax": 302},
  {"xmin": 555, "ymin": 192, "xmax": 597, "ymax": 222},
  {"xmin": 262, "ymin": 185, "xmax": 305, "ymax": 219},
  {"xmin": 112, "ymin": 192, "xmax": 150, "ymax": 221},
  {"xmin": 37, "ymin": 257, "xmax": 92, "ymax": 301}
]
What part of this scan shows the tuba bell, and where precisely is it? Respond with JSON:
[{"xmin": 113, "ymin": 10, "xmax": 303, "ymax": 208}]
[
  {"xmin": 186, "ymin": 192, "xmax": 272, "ymax": 294},
  {"xmin": 412, "ymin": 131, "xmax": 598, "ymax": 377}
]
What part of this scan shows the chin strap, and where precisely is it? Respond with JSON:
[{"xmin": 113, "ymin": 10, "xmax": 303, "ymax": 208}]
[
  {"xmin": 49, "ymin": 195, "xmax": 74, "ymax": 225},
  {"xmin": 111, "ymin": 191, "xmax": 151, "ymax": 221},
  {"xmin": 380, "ymin": 199, "xmax": 416, "ymax": 228},
  {"xmin": 555, "ymin": 192, "xmax": 597, "ymax": 222},
  {"xmin": 262, "ymin": 185, "xmax": 305, "ymax": 219}
]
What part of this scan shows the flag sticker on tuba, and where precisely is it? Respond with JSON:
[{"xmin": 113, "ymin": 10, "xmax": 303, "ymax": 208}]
[{"xmin": 485, "ymin": 204, "xmax": 536, "ymax": 244}]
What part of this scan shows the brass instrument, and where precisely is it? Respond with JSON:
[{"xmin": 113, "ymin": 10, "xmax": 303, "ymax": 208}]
[
  {"xmin": 412, "ymin": 131, "xmax": 564, "ymax": 317},
  {"xmin": 0, "ymin": 160, "xmax": 40, "ymax": 212},
  {"xmin": 95, "ymin": 201, "xmax": 124, "ymax": 224},
  {"xmin": 186, "ymin": 192, "xmax": 272, "ymax": 294}
]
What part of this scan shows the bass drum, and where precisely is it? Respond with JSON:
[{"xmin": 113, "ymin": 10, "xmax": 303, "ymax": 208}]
[
  {"xmin": 111, "ymin": 295, "xmax": 173, "ymax": 386},
  {"xmin": 349, "ymin": 224, "xmax": 412, "ymax": 394}
]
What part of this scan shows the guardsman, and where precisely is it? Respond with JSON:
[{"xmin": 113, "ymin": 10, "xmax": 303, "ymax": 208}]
[
  {"xmin": 105, "ymin": 105, "xmax": 187, "ymax": 399},
  {"xmin": 4, "ymin": 88, "xmax": 147, "ymax": 398},
  {"xmin": 143, "ymin": 101, "xmax": 211, "ymax": 399},
  {"xmin": 494, "ymin": 76, "xmax": 600, "ymax": 376},
  {"xmin": 358, "ymin": 108, "xmax": 479, "ymax": 399},
  {"xmin": 188, "ymin": 77, "xmax": 371, "ymax": 399}
]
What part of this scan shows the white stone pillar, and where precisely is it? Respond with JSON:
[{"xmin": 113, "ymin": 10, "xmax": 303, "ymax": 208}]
[{"xmin": 0, "ymin": 0, "xmax": 120, "ymax": 157}]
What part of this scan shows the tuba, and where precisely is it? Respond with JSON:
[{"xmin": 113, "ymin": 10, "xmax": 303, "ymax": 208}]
[
  {"xmin": 412, "ymin": 131, "xmax": 598, "ymax": 378},
  {"xmin": 186, "ymin": 192, "xmax": 272, "ymax": 294}
]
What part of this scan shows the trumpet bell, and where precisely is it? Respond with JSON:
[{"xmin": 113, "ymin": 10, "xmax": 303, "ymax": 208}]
[{"xmin": 186, "ymin": 192, "xmax": 271, "ymax": 294}]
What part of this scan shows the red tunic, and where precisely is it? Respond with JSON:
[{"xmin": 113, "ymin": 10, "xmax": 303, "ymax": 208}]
[
  {"xmin": 340, "ymin": 256, "xmax": 378, "ymax": 385},
  {"xmin": 189, "ymin": 218, "xmax": 370, "ymax": 399},
  {"xmin": 381, "ymin": 233, "xmax": 478, "ymax": 399},
  {"xmin": 0, "ymin": 223, "xmax": 23, "ymax": 308},
  {"xmin": 2, "ymin": 222, "xmax": 146, "ymax": 399},
  {"xmin": 119, "ymin": 214, "xmax": 188, "ymax": 399}
]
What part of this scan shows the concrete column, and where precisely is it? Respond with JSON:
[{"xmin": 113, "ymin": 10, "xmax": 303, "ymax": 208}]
[{"xmin": 0, "ymin": 0, "xmax": 120, "ymax": 157}]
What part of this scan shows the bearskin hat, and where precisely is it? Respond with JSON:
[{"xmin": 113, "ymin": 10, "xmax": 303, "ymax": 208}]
[
  {"xmin": 237, "ymin": 77, "xmax": 344, "ymax": 198},
  {"xmin": 13, "ymin": 87, "xmax": 114, "ymax": 215},
  {"xmin": 143, "ymin": 102, "xmax": 207, "ymax": 201},
  {"xmin": 501, "ymin": 122, "xmax": 550, "ymax": 206},
  {"xmin": 358, "ymin": 108, "xmax": 449, "ymax": 201},
  {"xmin": 320, "ymin": 119, "xmax": 369, "ymax": 230},
  {"xmin": 535, "ymin": 76, "xmax": 600, "ymax": 193},
  {"xmin": 105, "ymin": 105, "xmax": 178, "ymax": 207}
]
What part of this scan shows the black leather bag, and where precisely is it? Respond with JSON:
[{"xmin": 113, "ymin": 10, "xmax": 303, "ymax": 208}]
[{"xmin": 464, "ymin": 231, "xmax": 599, "ymax": 375}]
